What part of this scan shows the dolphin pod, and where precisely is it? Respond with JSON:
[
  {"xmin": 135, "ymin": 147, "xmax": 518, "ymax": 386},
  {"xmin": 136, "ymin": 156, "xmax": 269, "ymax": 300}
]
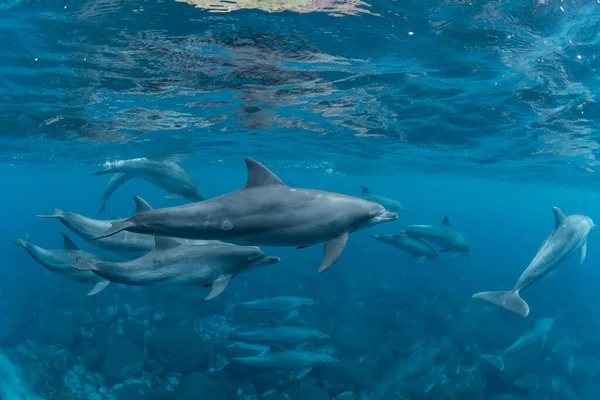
[
  {"xmin": 71, "ymin": 236, "xmax": 280, "ymax": 300},
  {"xmin": 472, "ymin": 207, "xmax": 594, "ymax": 317},
  {"xmin": 92, "ymin": 158, "xmax": 205, "ymax": 212},
  {"xmin": 91, "ymin": 158, "xmax": 399, "ymax": 273}
]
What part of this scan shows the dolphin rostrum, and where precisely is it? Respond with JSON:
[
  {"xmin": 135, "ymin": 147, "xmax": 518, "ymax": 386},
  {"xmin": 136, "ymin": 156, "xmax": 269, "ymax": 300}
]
[
  {"xmin": 11, "ymin": 233, "xmax": 111, "ymax": 296},
  {"xmin": 38, "ymin": 196, "xmax": 219, "ymax": 256},
  {"xmin": 403, "ymin": 214, "xmax": 470, "ymax": 257},
  {"xmin": 473, "ymin": 207, "xmax": 594, "ymax": 317},
  {"xmin": 481, "ymin": 318, "xmax": 554, "ymax": 371},
  {"xmin": 370, "ymin": 233, "xmax": 438, "ymax": 264},
  {"xmin": 70, "ymin": 237, "xmax": 280, "ymax": 300},
  {"xmin": 360, "ymin": 186, "xmax": 406, "ymax": 212},
  {"xmin": 92, "ymin": 158, "xmax": 205, "ymax": 212},
  {"xmin": 91, "ymin": 158, "xmax": 398, "ymax": 273}
]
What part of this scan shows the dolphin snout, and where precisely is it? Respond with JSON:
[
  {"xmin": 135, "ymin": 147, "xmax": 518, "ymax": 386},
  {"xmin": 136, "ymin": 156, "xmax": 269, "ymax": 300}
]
[
  {"xmin": 256, "ymin": 256, "xmax": 281, "ymax": 266},
  {"xmin": 382, "ymin": 211, "xmax": 398, "ymax": 221}
]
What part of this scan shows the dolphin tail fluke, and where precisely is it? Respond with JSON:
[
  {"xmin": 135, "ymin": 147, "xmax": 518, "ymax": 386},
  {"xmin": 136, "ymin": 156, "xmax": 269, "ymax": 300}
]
[
  {"xmin": 472, "ymin": 290, "xmax": 529, "ymax": 317},
  {"xmin": 36, "ymin": 208, "xmax": 64, "ymax": 219},
  {"xmin": 91, "ymin": 221, "xmax": 134, "ymax": 240},
  {"xmin": 10, "ymin": 237, "xmax": 27, "ymax": 248},
  {"xmin": 481, "ymin": 354, "xmax": 504, "ymax": 371},
  {"xmin": 91, "ymin": 169, "xmax": 117, "ymax": 176},
  {"xmin": 70, "ymin": 258, "xmax": 98, "ymax": 271},
  {"xmin": 224, "ymin": 302, "xmax": 236, "ymax": 312},
  {"xmin": 87, "ymin": 280, "xmax": 110, "ymax": 296}
]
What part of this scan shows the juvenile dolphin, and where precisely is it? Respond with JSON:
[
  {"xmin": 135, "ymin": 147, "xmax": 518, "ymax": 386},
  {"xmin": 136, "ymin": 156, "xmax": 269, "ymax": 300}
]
[
  {"xmin": 225, "ymin": 296, "xmax": 317, "ymax": 313},
  {"xmin": 71, "ymin": 237, "xmax": 280, "ymax": 300},
  {"xmin": 11, "ymin": 233, "xmax": 111, "ymax": 296},
  {"xmin": 92, "ymin": 158, "xmax": 398, "ymax": 273},
  {"xmin": 370, "ymin": 233, "xmax": 438, "ymax": 264},
  {"xmin": 473, "ymin": 207, "xmax": 594, "ymax": 317},
  {"xmin": 403, "ymin": 214, "xmax": 470, "ymax": 257},
  {"xmin": 360, "ymin": 186, "xmax": 406, "ymax": 212},
  {"xmin": 481, "ymin": 318, "xmax": 554, "ymax": 371},
  {"xmin": 92, "ymin": 158, "xmax": 204, "ymax": 212},
  {"xmin": 219, "ymin": 350, "xmax": 335, "ymax": 379},
  {"xmin": 226, "ymin": 326, "xmax": 329, "ymax": 347},
  {"xmin": 38, "ymin": 197, "xmax": 218, "ymax": 256}
]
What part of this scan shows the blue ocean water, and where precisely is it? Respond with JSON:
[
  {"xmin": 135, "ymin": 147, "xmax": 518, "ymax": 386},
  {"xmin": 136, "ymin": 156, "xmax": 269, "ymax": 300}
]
[{"xmin": 2, "ymin": 0, "xmax": 600, "ymax": 399}]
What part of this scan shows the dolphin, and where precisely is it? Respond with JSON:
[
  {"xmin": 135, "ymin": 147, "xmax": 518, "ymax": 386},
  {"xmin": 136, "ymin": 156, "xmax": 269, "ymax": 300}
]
[
  {"xmin": 481, "ymin": 318, "xmax": 554, "ymax": 371},
  {"xmin": 92, "ymin": 158, "xmax": 205, "ymax": 212},
  {"xmin": 219, "ymin": 350, "xmax": 335, "ymax": 379},
  {"xmin": 225, "ymin": 296, "xmax": 317, "ymax": 313},
  {"xmin": 11, "ymin": 233, "xmax": 111, "ymax": 296},
  {"xmin": 370, "ymin": 233, "xmax": 438, "ymax": 264},
  {"xmin": 473, "ymin": 207, "xmax": 594, "ymax": 317},
  {"xmin": 91, "ymin": 158, "xmax": 398, "ymax": 273},
  {"xmin": 70, "ymin": 237, "xmax": 280, "ymax": 300},
  {"xmin": 38, "ymin": 196, "xmax": 219, "ymax": 256},
  {"xmin": 226, "ymin": 326, "xmax": 329, "ymax": 347},
  {"xmin": 360, "ymin": 186, "xmax": 406, "ymax": 212},
  {"xmin": 403, "ymin": 214, "xmax": 470, "ymax": 257}
]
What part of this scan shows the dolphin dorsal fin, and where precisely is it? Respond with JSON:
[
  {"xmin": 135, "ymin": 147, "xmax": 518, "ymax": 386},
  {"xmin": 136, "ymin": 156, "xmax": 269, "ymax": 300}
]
[
  {"xmin": 361, "ymin": 186, "xmax": 370, "ymax": 195},
  {"xmin": 61, "ymin": 233, "xmax": 80, "ymax": 251},
  {"xmin": 244, "ymin": 158, "xmax": 285, "ymax": 188},
  {"xmin": 552, "ymin": 207, "xmax": 566, "ymax": 229},
  {"xmin": 134, "ymin": 196, "xmax": 153, "ymax": 214},
  {"xmin": 154, "ymin": 236, "xmax": 181, "ymax": 250},
  {"xmin": 441, "ymin": 214, "xmax": 451, "ymax": 226}
]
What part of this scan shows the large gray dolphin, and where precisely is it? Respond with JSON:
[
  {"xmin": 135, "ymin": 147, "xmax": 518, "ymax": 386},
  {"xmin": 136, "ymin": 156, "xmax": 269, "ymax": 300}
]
[
  {"xmin": 92, "ymin": 158, "xmax": 205, "ymax": 212},
  {"xmin": 92, "ymin": 158, "xmax": 398, "ymax": 273},
  {"xmin": 403, "ymin": 214, "xmax": 470, "ymax": 257},
  {"xmin": 11, "ymin": 233, "xmax": 111, "ymax": 296},
  {"xmin": 71, "ymin": 237, "xmax": 280, "ymax": 300},
  {"xmin": 360, "ymin": 186, "xmax": 406, "ymax": 212},
  {"xmin": 370, "ymin": 233, "xmax": 438, "ymax": 264},
  {"xmin": 473, "ymin": 207, "xmax": 594, "ymax": 317},
  {"xmin": 38, "ymin": 196, "xmax": 218, "ymax": 256},
  {"xmin": 481, "ymin": 318, "xmax": 554, "ymax": 371}
]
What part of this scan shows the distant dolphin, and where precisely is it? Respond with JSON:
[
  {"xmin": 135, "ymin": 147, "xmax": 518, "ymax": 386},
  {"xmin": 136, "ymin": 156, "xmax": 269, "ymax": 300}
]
[
  {"xmin": 218, "ymin": 350, "xmax": 335, "ymax": 379},
  {"xmin": 92, "ymin": 158, "xmax": 205, "ymax": 212},
  {"xmin": 71, "ymin": 237, "xmax": 280, "ymax": 300},
  {"xmin": 38, "ymin": 196, "xmax": 219, "ymax": 256},
  {"xmin": 11, "ymin": 233, "xmax": 111, "ymax": 296},
  {"xmin": 481, "ymin": 318, "xmax": 554, "ymax": 371},
  {"xmin": 226, "ymin": 326, "xmax": 329, "ymax": 347},
  {"xmin": 370, "ymin": 233, "xmax": 438, "ymax": 264},
  {"xmin": 473, "ymin": 207, "xmax": 594, "ymax": 317},
  {"xmin": 225, "ymin": 296, "xmax": 317, "ymax": 313},
  {"xmin": 403, "ymin": 214, "xmax": 470, "ymax": 257},
  {"xmin": 360, "ymin": 186, "xmax": 406, "ymax": 212},
  {"xmin": 92, "ymin": 158, "xmax": 398, "ymax": 273}
]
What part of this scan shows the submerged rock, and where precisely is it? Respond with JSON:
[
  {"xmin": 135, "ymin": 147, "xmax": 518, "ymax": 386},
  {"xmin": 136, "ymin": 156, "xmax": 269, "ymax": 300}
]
[
  {"xmin": 103, "ymin": 339, "xmax": 145, "ymax": 383},
  {"xmin": 287, "ymin": 381, "xmax": 331, "ymax": 400},
  {"xmin": 176, "ymin": 372, "xmax": 227, "ymax": 400},
  {"xmin": 112, "ymin": 382, "xmax": 159, "ymax": 400},
  {"xmin": 149, "ymin": 323, "xmax": 208, "ymax": 373},
  {"xmin": 37, "ymin": 310, "xmax": 80, "ymax": 347}
]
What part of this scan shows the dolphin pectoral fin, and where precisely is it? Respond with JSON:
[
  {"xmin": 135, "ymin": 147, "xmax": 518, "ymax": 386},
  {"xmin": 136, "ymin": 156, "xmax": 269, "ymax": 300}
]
[
  {"xmin": 70, "ymin": 258, "xmax": 97, "ymax": 271},
  {"xmin": 296, "ymin": 245, "xmax": 311, "ymax": 250},
  {"xmin": 165, "ymin": 194, "xmax": 182, "ymax": 200},
  {"xmin": 100, "ymin": 173, "xmax": 133, "ymax": 213},
  {"xmin": 91, "ymin": 221, "xmax": 134, "ymax": 240},
  {"xmin": 472, "ymin": 290, "xmax": 530, "ymax": 317},
  {"xmin": 417, "ymin": 256, "xmax": 426, "ymax": 264},
  {"xmin": 481, "ymin": 354, "xmax": 504, "ymax": 371},
  {"xmin": 581, "ymin": 242, "xmax": 587, "ymax": 265},
  {"xmin": 295, "ymin": 342, "xmax": 308, "ymax": 350},
  {"xmin": 318, "ymin": 233, "xmax": 349, "ymax": 273},
  {"xmin": 541, "ymin": 332, "xmax": 548, "ymax": 351},
  {"xmin": 295, "ymin": 368, "xmax": 312, "ymax": 380},
  {"xmin": 87, "ymin": 280, "xmax": 110, "ymax": 296},
  {"xmin": 154, "ymin": 236, "xmax": 181, "ymax": 250},
  {"xmin": 204, "ymin": 275, "xmax": 233, "ymax": 301}
]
